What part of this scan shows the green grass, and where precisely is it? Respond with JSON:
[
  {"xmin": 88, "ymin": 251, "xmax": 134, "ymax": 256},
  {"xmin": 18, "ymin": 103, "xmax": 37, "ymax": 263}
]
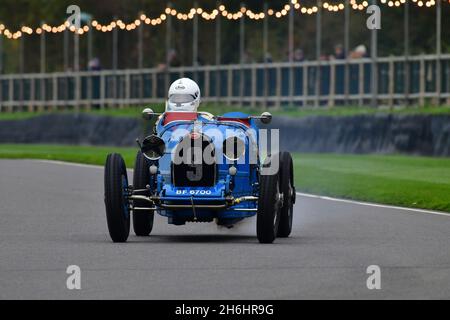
[
  {"xmin": 0, "ymin": 144, "xmax": 137, "ymax": 168},
  {"xmin": 1, "ymin": 104, "xmax": 450, "ymax": 121},
  {"xmin": 1, "ymin": 143, "xmax": 449, "ymax": 213},
  {"xmin": 293, "ymin": 154, "xmax": 450, "ymax": 212}
]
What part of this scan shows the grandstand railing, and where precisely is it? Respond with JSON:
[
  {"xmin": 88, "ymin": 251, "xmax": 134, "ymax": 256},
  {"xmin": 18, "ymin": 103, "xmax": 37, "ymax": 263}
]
[{"xmin": 0, "ymin": 54, "xmax": 449, "ymax": 111}]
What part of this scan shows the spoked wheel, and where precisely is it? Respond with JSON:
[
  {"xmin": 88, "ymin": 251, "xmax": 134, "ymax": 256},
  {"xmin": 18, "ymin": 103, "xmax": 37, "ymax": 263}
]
[
  {"xmin": 277, "ymin": 152, "xmax": 295, "ymax": 238},
  {"xmin": 257, "ymin": 154, "xmax": 283, "ymax": 244},
  {"xmin": 132, "ymin": 151, "xmax": 154, "ymax": 236},
  {"xmin": 104, "ymin": 153, "xmax": 130, "ymax": 242}
]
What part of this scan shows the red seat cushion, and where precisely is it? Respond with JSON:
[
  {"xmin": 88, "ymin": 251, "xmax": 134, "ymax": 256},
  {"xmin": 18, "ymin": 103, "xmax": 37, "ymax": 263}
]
[
  {"xmin": 162, "ymin": 112, "xmax": 198, "ymax": 126},
  {"xmin": 217, "ymin": 117, "xmax": 251, "ymax": 127}
]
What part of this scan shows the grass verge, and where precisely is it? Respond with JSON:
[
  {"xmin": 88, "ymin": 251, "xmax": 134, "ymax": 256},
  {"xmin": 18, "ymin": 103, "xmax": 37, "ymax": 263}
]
[{"xmin": 1, "ymin": 144, "xmax": 449, "ymax": 213}]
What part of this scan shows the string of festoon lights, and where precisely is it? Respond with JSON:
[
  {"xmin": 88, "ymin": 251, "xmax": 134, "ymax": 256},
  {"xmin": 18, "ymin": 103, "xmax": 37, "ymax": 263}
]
[{"xmin": 0, "ymin": 0, "xmax": 446, "ymax": 40}]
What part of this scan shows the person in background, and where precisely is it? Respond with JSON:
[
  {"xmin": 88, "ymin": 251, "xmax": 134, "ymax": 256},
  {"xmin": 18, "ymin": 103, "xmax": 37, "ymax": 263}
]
[
  {"xmin": 167, "ymin": 49, "xmax": 181, "ymax": 67},
  {"xmin": 350, "ymin": 45, "xmax": 367, "ymax": 59},
  {"xmin": 88, "ymin": 57, "xmax": 101, "ymax": 71},
  {"xmin": 286, "ymin": 48, "xmax": 304, "ymax": 62},
  {"xmin": 293, "ymin": 49, "xmax": 305, "ymax": 62},
  {"xmin": 88, "ymin": 57, "xmax": 102, "ymax": 109},
  {"xmin": 331, "ymin": 45, "xmax": 346, "ymax": 97},
  {"xmin": 332, "ymin": 44, "xmax": 345, "ymax": 60}
]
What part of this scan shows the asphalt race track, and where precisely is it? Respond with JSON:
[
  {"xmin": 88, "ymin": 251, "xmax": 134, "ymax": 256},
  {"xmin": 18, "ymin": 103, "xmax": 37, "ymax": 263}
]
[{"xmin": 0, "ymin": 160, "xmax": 449, "ymax": 299}]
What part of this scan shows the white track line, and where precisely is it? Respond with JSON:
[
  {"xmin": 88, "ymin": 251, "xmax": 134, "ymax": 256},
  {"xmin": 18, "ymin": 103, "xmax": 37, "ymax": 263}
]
[
  {"xmin": 38, "ymin": 160, "xmax": 104, "ymax": 170},
  {"xmin": 36, "ymin": 159, "xmax": 449, "ymax": 217},
  {"xmin": 296, "ymin": 192, "xmax": 450, "ymax": 217}
]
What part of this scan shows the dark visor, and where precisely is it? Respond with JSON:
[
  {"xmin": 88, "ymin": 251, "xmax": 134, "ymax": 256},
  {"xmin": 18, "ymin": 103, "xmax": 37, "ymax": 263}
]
[{"xmin": 169, "ymin": 94, "xmax": 195, "ymax": 104}]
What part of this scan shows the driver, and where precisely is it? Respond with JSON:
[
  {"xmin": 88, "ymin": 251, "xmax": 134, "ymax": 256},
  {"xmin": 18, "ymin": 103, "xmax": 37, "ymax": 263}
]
[
  {"xmin": 166, "ymin": 78, "xmax": 201, "ymax": 112},
  {"xmin": 159, "ymin": 78, "xmax": 213, "ymax": 126}
]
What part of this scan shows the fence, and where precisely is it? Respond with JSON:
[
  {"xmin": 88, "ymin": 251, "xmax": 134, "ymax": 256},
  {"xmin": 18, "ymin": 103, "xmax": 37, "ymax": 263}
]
[{"xmin": 0, "ymin": 53, "xmax": 449, "ymax": 111}]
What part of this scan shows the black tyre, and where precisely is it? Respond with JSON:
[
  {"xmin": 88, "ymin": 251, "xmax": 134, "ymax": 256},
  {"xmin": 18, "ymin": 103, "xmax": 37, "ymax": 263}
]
[
  {"xmin": 132, "ymin": 151, "xmax": 154, "ymax": 236},
  {"xmin": 257, "ymin": 154, "xmax": 282, "ymax": 244},
  {"xmin": 277, "ymin": 152, "xmax": 294, "ymax": 238},
  {"xmin": 104, "ymin": 153, "xmax": 130, "ymax": 243}
]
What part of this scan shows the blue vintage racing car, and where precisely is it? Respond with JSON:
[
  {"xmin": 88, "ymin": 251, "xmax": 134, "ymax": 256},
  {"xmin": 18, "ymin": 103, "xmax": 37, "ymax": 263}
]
[{"xmin": 104, "ymin": 109, "xmax": 295, "ymax": 243}]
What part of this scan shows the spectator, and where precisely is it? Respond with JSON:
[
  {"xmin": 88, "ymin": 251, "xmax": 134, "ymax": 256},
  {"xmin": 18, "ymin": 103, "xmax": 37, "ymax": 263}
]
[
  {"xmin": 350, "ymin": 45, "xmax": 367, "ymax": 59},
  {"xmin": 88, "ymin": 57, "xmax": 101, "ymax": 71},
  {"xmin": 332, "ymin": 45, "xmax": 346, "ymax": 95},
  {"xmin": 293, "ymin": 49, "xmax": 305, "ymax": 62},
  {"xmin": 286, "ymin": 48, "xmax": 304, "ymax": 62},
  {"xmin": 167, "ymin": 49, "xmax": 181, "ymax": 67},
  {"xmin": 332, "ymin": 44, "xmax": 345, "ymax": 60},
  {"xmin": 88, "ymin": 57, "xmax": 102, "ymax": 109}
]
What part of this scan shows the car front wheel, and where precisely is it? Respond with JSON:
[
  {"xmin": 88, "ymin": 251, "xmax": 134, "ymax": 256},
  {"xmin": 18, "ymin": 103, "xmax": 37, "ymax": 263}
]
[
  {"xmin": 104, "ymin": 153, "xmax": 130, "ymax": 243},
  {"xmin": 257, "ymin": 154, "xmax": 282, "ymax": 244},
  {"xmin": 277, "ymin": 152, "xmax": 294, "ymax": 238},
  {"xmin": 132, "ymin": 151, "xmax": 154, "ymax": 236}
]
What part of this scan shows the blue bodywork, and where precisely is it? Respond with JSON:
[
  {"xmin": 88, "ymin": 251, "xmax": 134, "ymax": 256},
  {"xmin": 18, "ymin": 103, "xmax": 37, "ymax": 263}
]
[{"xmin": 148, "ymin": 112, "xmax": 260, "ymax": 226}]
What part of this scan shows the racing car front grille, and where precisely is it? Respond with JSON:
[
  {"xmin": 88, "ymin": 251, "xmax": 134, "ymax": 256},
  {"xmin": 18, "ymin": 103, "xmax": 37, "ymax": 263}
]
[{"xmin": 171, "ymin": 135, "xmax": 217, "ymax": 187}]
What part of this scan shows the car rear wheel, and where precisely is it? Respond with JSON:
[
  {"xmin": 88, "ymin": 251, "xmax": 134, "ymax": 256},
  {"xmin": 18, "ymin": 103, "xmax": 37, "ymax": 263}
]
[
  {"xmin": 104, "ymin": 153, "xmax": 130, "ymax": 243},
  {"xmin": 133, "ymin": 151, "xmax": 154, "ymax": 236},
  {"xmin": 277, "ymin": 152, "xmax": 295, "ymax": 238},
  {"xmin": 257, "ymin": 154, "xmax": 282, "ymax": 244}
]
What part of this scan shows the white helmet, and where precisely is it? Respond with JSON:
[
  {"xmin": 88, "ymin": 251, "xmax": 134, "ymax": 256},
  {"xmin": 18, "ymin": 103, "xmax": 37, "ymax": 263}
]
[{"xmin": 166, "ymin": 78, "xmax": 201, "ymax": 112}]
